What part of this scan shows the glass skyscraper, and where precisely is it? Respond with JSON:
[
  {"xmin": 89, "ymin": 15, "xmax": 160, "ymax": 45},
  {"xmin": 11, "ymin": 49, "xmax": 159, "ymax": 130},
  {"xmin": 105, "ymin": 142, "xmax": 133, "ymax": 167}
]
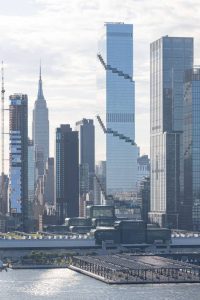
[
  {"xmin": 75, "ymin": 119, "xmax": 95, "ymax": 192},
  {"xmin": 104, "ymin": 23, "xmax": 138, "ymax": 197},
  {"xmin": 184, "ymin": 68, "xmax": 200, "ymax": 230},
  {"xmin": 27, "ymin": 139, "xmax": 35, "ymax": 231},
  {"xmin": 149, "ymin": 36, "xmax": 193, "ymax": 228},
  {"xmin": 28, "ymin": 139, "xmax": 35, "ymax": 204},
  {"xmin": 9, "ymin": 94, "xmax": 28, "ymax": 231}
]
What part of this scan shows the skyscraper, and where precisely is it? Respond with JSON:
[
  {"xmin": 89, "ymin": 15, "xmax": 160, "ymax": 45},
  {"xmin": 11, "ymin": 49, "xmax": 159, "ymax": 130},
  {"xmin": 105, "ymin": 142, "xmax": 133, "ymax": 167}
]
[
  {"xmin": 101, "ymin": 23, "xmax": 138, "ymax": 197},
  {"xmin": 28, "ymin": 139, "xmax": 35, "ymax": 229},
  {"xmin": 55, "ymin": 125, "xmax": 79, "ymax": 224},
  {"xmin": 184, "ymin": 68, "xmax": 200, "ymax": 230},
  {"xmin": 9, "ymin": 93, "xmax": 28, "ymax": 231},
  {"xmin": 75, "ymin": 118, "xmax": 95, "ymax": 192},
  {"xmin": 28, "ymin": 139, "xmax": 35, "ymax": 203},
  {"xmin": 149, "ymin": 36, "xmax": 193, "ymax": 228},
  {"xmin": 0, "ymin": 175, "xmax": 9, "ymax": 215},
  {"xmin": 44, "ymin": 158, "xmax": 54, "ymax": 206},
  {"xmin": 32, "ymin": 65, "xmax": 49, "ymax": 174},
  {"xmin": 137, "ymin": 176, "xmax": 150, "ymax": 224}
]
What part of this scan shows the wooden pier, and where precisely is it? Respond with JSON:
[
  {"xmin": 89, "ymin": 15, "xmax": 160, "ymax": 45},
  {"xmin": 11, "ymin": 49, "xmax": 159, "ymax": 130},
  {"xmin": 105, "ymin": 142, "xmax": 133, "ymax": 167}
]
[{"xmin": 70, "ymin": 254, "xmax": 200, "ymax": 284}]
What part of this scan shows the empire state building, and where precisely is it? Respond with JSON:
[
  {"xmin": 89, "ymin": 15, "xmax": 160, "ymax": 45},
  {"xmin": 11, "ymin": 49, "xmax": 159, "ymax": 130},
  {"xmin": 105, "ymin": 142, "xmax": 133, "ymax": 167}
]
[{"xmin": 32, "ymin": 65, "xmax": 49, "ymax": 173}]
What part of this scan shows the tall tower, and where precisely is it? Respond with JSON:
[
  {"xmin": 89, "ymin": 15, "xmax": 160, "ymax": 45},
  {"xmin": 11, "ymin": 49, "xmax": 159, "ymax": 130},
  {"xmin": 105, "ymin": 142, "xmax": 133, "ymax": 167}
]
[
  {"xmin": 9, "ymin": 94, "xmax": 28, "ymax": 231},
  {"xmin": 55, "ymin": 125, "xmax": 79, "ymax": 224},
  {"xmin": 183, "ymin": 68, "xmax": 200, "ymax": 230},
  {"xmin": 75, "ymin": 119, "xmax": 95, "ymax": 192},
  {"xmin": 32, "ymin": 65, "xmax": 49, "ymax": 173},
  {"xmin": 0, "ymin": 62, "xmax": 5, "ymax": 214},
  {"xmin": 149, "ymin": 36, "xmax": 193, "ymax": 229},
  {"xmin": 104, "ymin": 23, "xmax": 138, "ymax": 197}
]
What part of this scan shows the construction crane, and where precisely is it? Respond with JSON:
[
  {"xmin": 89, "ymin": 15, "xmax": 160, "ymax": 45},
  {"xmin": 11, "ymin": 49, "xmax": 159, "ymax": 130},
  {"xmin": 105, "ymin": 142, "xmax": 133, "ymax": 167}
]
[
  {"xmin": 93, "ymin": 173, "xmax": 114, "ymax": 204},
  {"xmin": 0, "ymin": 62, "xmax": 5, "ymax": 213}
]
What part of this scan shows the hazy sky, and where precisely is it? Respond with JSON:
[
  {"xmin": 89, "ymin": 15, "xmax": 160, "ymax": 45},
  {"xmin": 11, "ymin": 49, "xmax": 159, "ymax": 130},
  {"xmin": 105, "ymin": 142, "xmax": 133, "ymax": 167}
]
[{"xmin": 1, "ymin": 0, "xmax": 200, "ymax": 172}]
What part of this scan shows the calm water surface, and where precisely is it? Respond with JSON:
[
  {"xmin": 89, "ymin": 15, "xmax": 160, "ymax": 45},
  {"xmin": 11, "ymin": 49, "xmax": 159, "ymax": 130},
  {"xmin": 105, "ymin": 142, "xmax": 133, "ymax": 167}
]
[{"xmin": 1, "ymin": 269, "xmax": 200, "ymax": 300}]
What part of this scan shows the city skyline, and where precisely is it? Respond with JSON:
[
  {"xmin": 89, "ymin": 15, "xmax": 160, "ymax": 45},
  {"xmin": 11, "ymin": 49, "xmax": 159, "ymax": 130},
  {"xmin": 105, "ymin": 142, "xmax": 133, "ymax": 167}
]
[
  {"xmin": 1, "ymin": 1, "xmax": 200, "ymax": 174},
  {"xmin": 2, "ymin": 1, "xmax": 200, "ymax": 297}
]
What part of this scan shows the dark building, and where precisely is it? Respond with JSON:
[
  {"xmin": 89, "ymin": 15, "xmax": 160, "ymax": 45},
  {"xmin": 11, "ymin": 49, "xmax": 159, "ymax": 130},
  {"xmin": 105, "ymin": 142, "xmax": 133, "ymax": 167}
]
[
  {"xmin": 27, "ymin": 139, "xmax": 35, "ymax": 231},
  {"xmin": 0, "ymin": 214, "xmax": 6, "ymax": 232},
  {"xmin": 0, "ymin": 175, "xmax": 9, "ymax": 216},
  {"xmin": 76, "ymin": 119, "xmax": 95, "ymax": 192},
  {"xmin": 44, "ymin": 158, "xmax": 54, "ymax": 205},
  {"xmin": 65, "ymin": 217, "xmax": 93, "ymax": 234},
  {"xmin": 183, "ymin": 68, "xmax": 200, "ymax": 230},
  {"xmin": 149, "ymin": 36, "xmax": 194, "ymax": 229},
  {"xmin": 86, "ymin": 205, "xmax": 115, "ymax": 219},
  {"xmin": 94, "ymin": 228, "xmax": 120, "ymax": 245},
  {"xmin": 115, "ymin": 220, "xmax": 146, "ymax": 244},
  {"xmin": 147, "ymin": 227, "xmax": 171, "ymax": 244},
  {"xmin": 93, "ymin": 220, "xmax": 146, "ymax": 245},
  {"xmin": 138, "ymin": 176, "xmax": 150, "ymax": 224},
  {"xmin": 9, "ymin": 94, "xmax": 28, "ymax": 231},
  {"xmin": 55, "ymin": 125, "xmax": 79, "ymax": 224},
  {"xmin": 43, "ymin": 205, "xmax": 57, "ymax": 227},
  {"xmin": 86, "ymin": 205, "xmax": 115, "ymax": 227},
  {"xmin": 137, "ymin": 155, "xmax": 150, "ymax": 188},
  {"xmin": 65, "ymin": 217, "xmax": 92, "ymax": 227},
  {"xmin": 35, "ymin": 147, "xmax": 44, "ymax": 178}
]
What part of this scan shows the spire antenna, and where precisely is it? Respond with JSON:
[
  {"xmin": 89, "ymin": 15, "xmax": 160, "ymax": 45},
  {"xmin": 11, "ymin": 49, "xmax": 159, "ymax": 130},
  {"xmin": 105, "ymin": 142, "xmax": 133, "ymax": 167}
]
[
  {"xmin": 1, "ymin": 61, "xmax": 5, "ymax": 213},
  {"xmin": 39, "ymin": 59, "xmax": 41, "ymax": 80},
  {"xmin": 37, "ymin": 61, "xmax": 44, "ymax": 100}
]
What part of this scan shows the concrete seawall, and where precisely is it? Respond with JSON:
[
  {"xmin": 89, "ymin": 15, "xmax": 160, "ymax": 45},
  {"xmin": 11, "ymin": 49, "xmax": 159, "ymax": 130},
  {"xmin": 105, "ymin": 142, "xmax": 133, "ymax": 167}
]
[{"xmin": 0, "ymin": 238, "xmax": 96, "ymax": 249}]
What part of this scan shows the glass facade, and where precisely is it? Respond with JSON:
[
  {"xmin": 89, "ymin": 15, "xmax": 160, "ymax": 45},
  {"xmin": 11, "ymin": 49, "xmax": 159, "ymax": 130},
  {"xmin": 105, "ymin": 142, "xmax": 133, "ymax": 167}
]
[
  {"xmin": 105, "ymin": 23, "xmax": 138, "ymax": 196},
  {"xmin": 28, "ymin": 139, "xmax": 35, "ymax": 203},
  {"xmin": 150, "ymin": 36, "xmax": 193, "ymax": 228},
  {"xmin": 27, "ymin": 139, "xmax": 35, "ymax": 230},
  {"xmin": 9, "ymin": 94, "xmax": 28, "ymax": 231},
  {"xmin": 184, "ymin": 68, "xmax": 200, "ymax": 230},
  {"xmin": 75, "ymin": 119, "xmax": 95, "ymax": 192}
]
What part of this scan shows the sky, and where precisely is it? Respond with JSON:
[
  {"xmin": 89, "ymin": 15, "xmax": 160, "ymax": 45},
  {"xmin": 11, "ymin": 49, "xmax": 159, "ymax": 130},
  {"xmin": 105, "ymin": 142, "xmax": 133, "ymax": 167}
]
[{"xmin": 1, "ymin": 0, "xmax": 200, "ymax": 172}]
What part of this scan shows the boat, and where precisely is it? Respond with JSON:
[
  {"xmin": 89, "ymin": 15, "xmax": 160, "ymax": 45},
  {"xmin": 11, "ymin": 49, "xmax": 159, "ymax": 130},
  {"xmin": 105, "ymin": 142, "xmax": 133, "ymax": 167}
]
[{"xmin": 0, "ymin": 260, "xmax": 8, "ymax": 272}]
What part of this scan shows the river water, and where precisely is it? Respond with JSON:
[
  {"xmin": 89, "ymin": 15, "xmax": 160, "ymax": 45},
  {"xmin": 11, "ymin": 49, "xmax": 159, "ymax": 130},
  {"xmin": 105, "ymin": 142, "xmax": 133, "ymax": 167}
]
[{"xmin": 1, "ymin": 268, "xmax": 200, "ymax": 300}]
